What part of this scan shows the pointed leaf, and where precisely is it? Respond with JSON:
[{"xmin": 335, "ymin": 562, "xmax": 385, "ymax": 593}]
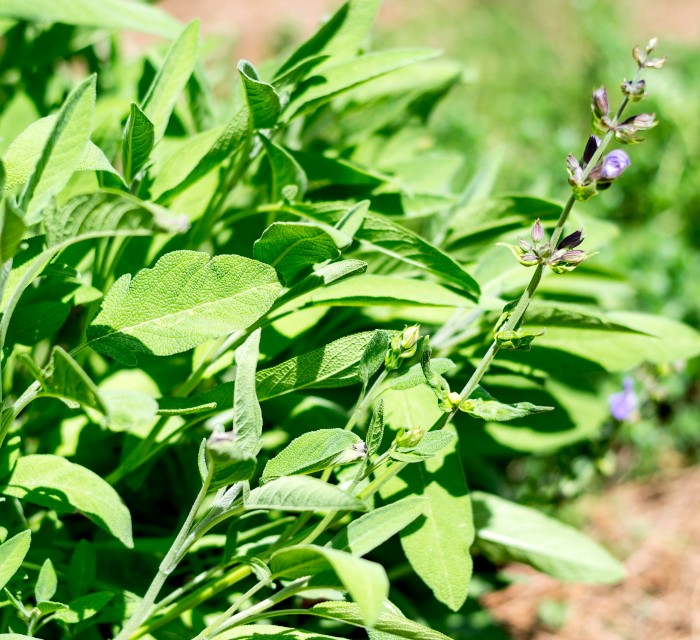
[
  {"xmin": 285, "ymin": 49, "xmax": 440, "ymax": 119},
  {"xmin": 0, "ymin": 199, "xmax": 26, "ymax": 265},
  {"xmin": 212, "ymin": 625, "xmax": 339, "ymax": 640},
  {"xmin": 34, "ymin": 558, "xmax": 57, "ymax": 603},
  {"xmin": 40, "ymin": 346, "xmax": 107, "ymax": 413},
  {"xmin": 281, "ymin": 259, "xmax": 367, "ymax": 301},
  {"xmin": 460, "ymin": 399, "xmax": 553, "ymax": 422},
  {"xmin": 19, "ymin": 75, "xmax": 96, "ymax": 222},
  {"xmin": 387, "ymin": 358, "xmax": 455, "ymax": 392},
  {"xmin": 255, "ymin": 330, "xmax": 391, "ymax": 399},
  {"xmin": 2, "ymin": 455, "xmax": 133, "ymax": 547},
  {"xmin": 472, "ymin": 491, "xmax": 625, "ymax": 583},
  {"xmin": 246, "ymin": 475, "xmax": 366, "ymax": 512},
  {"xmin": 238, "ymin": 61, "xmax": 281, "ymax": 129},
  {"xmin": 253, "ymin": 221, "xmax": 347, "ymax": 284},
  {"xmin": 67, "ymin": 540, "xmax": 96, "ymax": 599},
  {"xmin": 0, "ymin": 0, "xmax": 180, "ymax": 36},
  {"xmin": 330, "ymin": 496, "xmax": 426, "ymax": 557},
  {"xmin": 122, "ymin": 103, "xmax": 154, "ymax": 183},
  {"xmin": 262, "ymin": 429, "xmax": 363, "ymax": 483},
  {"xmin": 310, "ymin": 601, "xmax": 451, "ymax": 640},
  {"xmin": 365, "ymin": 399, "xmax": 384, "ymax": 457},
  {"xmin": 260, "ymin": 137, "xmax": 308, "ymax": 202},
  {"xmin": 271, "ymin": 545, "xmax": 388, "ymax": 626},
  {"xmin": 389, "ymin": 431, "xmax": 456, "ymax": 463},
  {"xmin": 87, "ymin": 251, "xmax": 281, "ymax": 364},
  {"xmin": 233, "ymin": 329, "xmax": 263, "ymax": 456},
  {"xmin": 45, "ymin": 190, "xmax": 189, "ymax": 248},
  {"xmin": 52, "ymin": 591, "xmax": 114, "ymax": 624},
  {"xmin": 142, "ymin": 21, "xmax": 200, "ymax": 142},
  {"xmin": 0, "ymin": 530, "xmax": 30, "ymax": 591},
  {"xmin": 383, "ymin": 429, "xmax": 473, "ymax": 611}
]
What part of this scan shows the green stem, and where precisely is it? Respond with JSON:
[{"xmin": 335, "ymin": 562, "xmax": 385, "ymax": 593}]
[{"xmin": 114, "ymin": 466, "xmax": 213, "ymax": 640}]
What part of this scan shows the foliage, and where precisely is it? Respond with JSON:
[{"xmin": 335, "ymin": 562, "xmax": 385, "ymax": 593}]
[{"xmin": 0, "ymin": 1, "xmax": 695, "ymax": 639}]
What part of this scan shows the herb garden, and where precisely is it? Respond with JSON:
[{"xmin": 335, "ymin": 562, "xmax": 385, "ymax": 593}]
[{"xmin": 0, "ymin": 1, "xmax": 697, "ymax": 639}]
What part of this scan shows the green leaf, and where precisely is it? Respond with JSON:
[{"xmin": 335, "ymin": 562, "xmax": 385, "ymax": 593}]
[
  {"xmin": 0, "ymin": 0, "xmax": 180, "ymax": 36},
  {"xmin": 2, "ymin": 455, "xmax": 133, "ymax": 547},
  {"xmin": 522, "ymin": 301, "xmax": 654, "ymax": 334},
  {"xmin": 18, "ymin": 75, "xmax": 96, "ymax": 222},
  {"xmin": 233, "ymin": 329, "xmax": 263, "ymax": 456},
  {"xmin": 255, "ymin": 330, "xmax": 390, "ymax": 400},
  {"xmin": 102, "ymin": 389, "xmax": 159, "ymax": 433},
  {"xmin": 52, "ymin": 591, "xmax": 114, "ymax": 624},
  {"xmin": 87, "ymin": 251, "xmax": 281, "ymax": 364},
  {"xmin": 262, "ymin": 429, "xmax": 364, "ymax": 483},
  {"xmin": 275, "ymin": 0, "xmax": 382, "ymax": 78},
  {"xmin": 0, "ymin": 199, "xmax": 26, "ymax": 264},
  {"xmin": 354, "ymin": 212, "xmax": 479, "ymax": 299},
  {"xmin": 281, "ymin": 259, "xmax": 367, "ymax": 301},
  {"xmin": 330, "ymin": 496, "xmax": 426, "ymax": 556},
  {"xmin": 0, "ymin": 530, "xmax": 30, "ymax": 591},
  {"xmin": 383, "ymin": 426, "xmax": 473, "ymax": 611},
  {"xmin": 459, "ymin": 399, "xmax": 553, "ymax": 422},
  {"xmin": 365, "ymin": 399, "xmax": 384, "ymax": 457},
  {"xmin": 34, "ymin": 558, "xmax": 57, "ymax": 603},
  {"xmin": 238, "ymin": 61, "xmax": 281, "ymax": 129},
  {"xmin": 277, "ymin": 274, "xmax": 473, "ymax": 310},
  {"xmin": 285, "ymin": 49, "xmax": 440, "ymax": 120},
  {"xmin": 254, "ymin": 221, "xmax": 347, "ymax": 284},
  {"xmin": 155, "ymin": 109, "xmax": 249, "ymax": 203},
  {"xmin": 530, "ymin": 311, "xmax": 700, "ymax": 371},
  {"xmin": 259, "ymin": 137, "xmax": 308, "ymax": 203},
  {"xmin": 310, "ymin": 601, "xmax": 452, "ymax": 640},
  {"xmin": 67, "ymin": 540, "xmax": 96, "ymax": 599},
  {"xmin": 387, "ymin": 358, "xmax": 455, "ymax": 391},
  {"xmin": 45, "ymin": 190, "xmax": 189, "ymax": 248},
  {"xmin": 142, "ymin": 21, "xmax": 200, "ymax": 142},
  {"xmin": 0, "ymin": 636, "xmax": 38, "ymax": 640},
  {"xmin": 271, "ymin": 545, "xmax": 388, "ymax": 626},
  {"xmin": 389, "ymin": 431, "xmax": 456, "ymax": 463},
  {"xmin": 2, "ymin": 117, "xmax": 116, "ymax": 192},
  {"xmin": 213, "ymin": 625, "xmax": 340, "ymax": 640},
  {"xmin": 246, "ymin": 475, "xmax": 367, "ymax": 513},
  {"xmin": 122, "ymin": 103, "xmax": 154, "ymax": 183},
  {"xmin": 472, "ymin": 491, "xmax": 625, "ymax": 583},
  {"xmin": 38, "ymin": 346, "xmax": 106, "ymax": 413}
]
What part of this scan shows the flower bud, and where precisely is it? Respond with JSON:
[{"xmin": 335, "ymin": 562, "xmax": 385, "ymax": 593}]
[
  {"xmin": 531, "ymin": 218, "xmax": 544, "ymax": 244},
  {"xmin": 395, "ymin": 427, "xmax": 424, "ymax": 449},
  {"xmin": 581, "ymin": 135, "xmax": 601, "ymax": 166},
  {"xmin": 643, "ymin": 56, "xmax": 666, "ymax": 69},
  {"xmin": 557, "ymin": 229, "xmax": 584, "ymax": 250},
  {"xmin": 621, "ymin": 79, "xmax": 647, "ymax": 102},
  {"xmin": 646, "ymin": 37, "xmax": 658, "ymax": 53},
  {"xmin": 591, "ymin": 86, "xmax": 609, "ymax": 118},
  {"xmin": 400, "ymin": 324, "xmax": 421, "ymax": 355},
  {"xmin": 614, "ymin": 113, "xmax": 657, "ymax": 144},
  {"xmin": 633, "ymin": 45, "xmax": 645, "ymax": 67}
]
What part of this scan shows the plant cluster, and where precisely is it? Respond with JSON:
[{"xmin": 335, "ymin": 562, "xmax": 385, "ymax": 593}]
[{"xmin": 0, "ymin": 1, "xmax": 696, "ymax": 639}]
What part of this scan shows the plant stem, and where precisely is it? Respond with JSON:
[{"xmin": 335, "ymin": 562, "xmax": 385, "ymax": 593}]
[{"xmin": 114, "ymin": 466, "xmax": 213, "ymax": 640}]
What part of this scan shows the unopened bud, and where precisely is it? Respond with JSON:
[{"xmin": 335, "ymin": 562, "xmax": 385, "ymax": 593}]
[
  {"xmin": 395, "ymin": 427, "xmax": 424, "ymax": 449},
  {"xmin": 591, "ymin": 86, "xmax": 609, "ymax": 118},
  {"xmin": 447, "ymin": 391, "xmax": 462, "ymax": 409},
  {"xmin": 646, "ymin": 37, "xmax": 658, "ymax": 53},
  {"xmin": 621, "ymin": 79, "xmax": 647, "ymax": 102},
  {"xmin": 400, "ymin": 325, "xmax": 421, "ymax": 355},
  {"xmin": 531, "ymin": 219, "xmax": 544, "ymax": 244},
  {"xmin": 582, "ymin": 135, "xmax": 601, "ymax": 166},
  {"xmin": 557, "ymin": 229, "xmax": 584, "ymax": 250}
]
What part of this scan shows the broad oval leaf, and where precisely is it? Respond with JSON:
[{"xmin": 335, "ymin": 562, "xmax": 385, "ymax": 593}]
[
  {"xmin": 245, "ymin": 475, "xmax": 366, "ymax": 513},
  {"xmin": 52, "ymin": 591, "xmax": 113, "ymax": 624},
  {"xmin": 2, "ymin": 455, "xmax": 133, "ymax": 547},
  {"xmin": 262, "ymin": 429, "xmax": 364, "ymax": 483},
  {"xmin": 35, "ymin": 558, "xmax": 57, "ymax": 603},
  {"xmin": 0, "ymin": 529, "xmax": 31, "ymax": 591},
  {"xmin": 472, "ymin": 491, "xmax": 625, "ymax": 583},
  {"xmin": 271, "ymin": 544, "xmax": 388, "ymax": 626},
  {"xmin": 253, "ymin": 221, "xmax": 347, "ymax": 285},
  {"xmin": 87, "ymin": 251, "xmax": 281, "ymax": 364},
  {"xmin": 387, "ymin": 358, "xmax": 455, "ymax": 391}
]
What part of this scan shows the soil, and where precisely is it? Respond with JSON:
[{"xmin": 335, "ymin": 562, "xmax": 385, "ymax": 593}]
[{"xmin": 481, "ymin": 467, "xmax": 700, "ymax": 640}]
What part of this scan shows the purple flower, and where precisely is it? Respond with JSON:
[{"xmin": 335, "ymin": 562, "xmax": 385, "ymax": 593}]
[
  {"xmin": 609, "ymin": 378, "xmax": 638, "ymax": 420},
  {"xmin": 597, "ymin": 150, "xmax": 631, "ymax": 182}
]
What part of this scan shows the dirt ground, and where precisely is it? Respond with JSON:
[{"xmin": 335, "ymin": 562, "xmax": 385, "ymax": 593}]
[{"xmin": 481, "ymin": 467, "xmax": 700, "ymax": 640}]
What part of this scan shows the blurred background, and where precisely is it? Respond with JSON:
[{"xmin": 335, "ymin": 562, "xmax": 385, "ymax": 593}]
[{"xmin": 132, "ymin": 1, "xmax": 699, "ymax": 638}]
